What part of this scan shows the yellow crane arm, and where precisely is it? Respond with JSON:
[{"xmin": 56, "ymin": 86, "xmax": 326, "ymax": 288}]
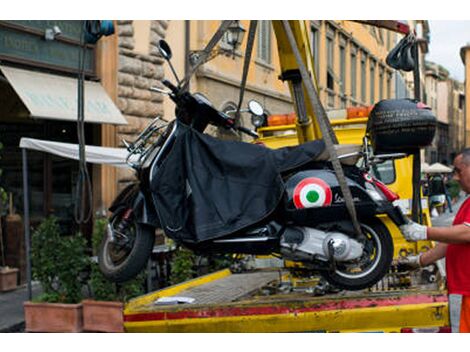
[{"xmin": 272, "ymin": 20, "xmax": 321, "ymax": 143}]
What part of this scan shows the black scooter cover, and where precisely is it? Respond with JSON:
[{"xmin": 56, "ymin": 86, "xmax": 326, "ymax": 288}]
[{"xmin": 151, "ymin": 122, "xmax": 325, "ymax": 243}]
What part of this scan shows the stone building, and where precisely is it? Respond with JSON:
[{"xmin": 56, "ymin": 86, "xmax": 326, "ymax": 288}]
[
  {"xmin": 460, "ymin": 44, "xmax": 470, "ymax": 146},
  {"xmin": 425, "ymin": 60, "xmax": 465, "ymax": 164}
]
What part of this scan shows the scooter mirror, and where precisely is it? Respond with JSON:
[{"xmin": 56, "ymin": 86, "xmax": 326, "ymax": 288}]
[
  {"xmin": 158, "ymin": 40, "xmax": 172, "ymax": 60},
  {"xmin": 248, "ymin": 100, "xmax": 264, "ymax": 116}
]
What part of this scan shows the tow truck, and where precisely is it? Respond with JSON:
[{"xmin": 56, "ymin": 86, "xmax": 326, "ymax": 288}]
[{"xmin": 122, "ymin": 20, "xmax": 449, "ymax": 333}]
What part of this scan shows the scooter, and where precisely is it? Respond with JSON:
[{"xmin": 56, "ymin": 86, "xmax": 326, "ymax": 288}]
[{"xmin": 98, "ymin": 40, "xmax": 409, "ymax": 290}]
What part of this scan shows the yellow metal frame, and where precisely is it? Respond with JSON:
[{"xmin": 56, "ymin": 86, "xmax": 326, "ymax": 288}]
[
  {"xmin": 124, "ymin": 268, "xmax": 448, "ymax": 333},
  {"xmin": 272, "ymin": 21, "xmax": 320, "ymax": 144},
  {"xmin": 125, "ymin": 301, "xmax": 448, "ymax": 333}
]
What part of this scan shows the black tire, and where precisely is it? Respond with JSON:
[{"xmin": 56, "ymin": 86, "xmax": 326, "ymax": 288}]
[
  {"xmin": 98, "ymin": 208, "xmax": 155, "ymax": 283},
  {"xmin": 320, "ymin": 217, "xmax": 393, "ymax": 291}
]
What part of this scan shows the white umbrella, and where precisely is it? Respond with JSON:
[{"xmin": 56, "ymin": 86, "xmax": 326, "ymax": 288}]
[
  {"xmin": 427, "ymin": 162, "xmax": 453, "ymax": 174},
  {"xmin": 421, "ymin": 162, "xmax": 430, "ymax": 172}
]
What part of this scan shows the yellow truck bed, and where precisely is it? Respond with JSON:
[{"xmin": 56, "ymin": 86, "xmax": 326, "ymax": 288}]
[{"xmin": 124, "ymin": 268, "xmax": 448, "ymax": 333}]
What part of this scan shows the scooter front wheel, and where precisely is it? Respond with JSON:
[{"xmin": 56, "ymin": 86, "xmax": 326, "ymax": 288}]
[
  {"xmin": 320, "ymin": 217, "xmax": 393, "ymax": 291},
  {"xmin": 98, "ymin": 208, "xmax": 155, "ymax": 283}
]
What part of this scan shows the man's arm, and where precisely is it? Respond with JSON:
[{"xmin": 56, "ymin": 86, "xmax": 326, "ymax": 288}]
[
  {"xmin": 427, "ymin": 224, "xmax": 470, "ymax": 244},
  {"xmin": 420, "ymin": 242, "xmax": 447, "ymax": 266}
]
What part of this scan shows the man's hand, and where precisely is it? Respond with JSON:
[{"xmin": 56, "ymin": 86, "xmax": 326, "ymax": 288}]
[
  {"xmin": 400, "ymin": 221, "xmax": 428, "ymax": 241},
  {"xmin": 397, "ymin": 254, "xmax": 422, "ymax": 270}
]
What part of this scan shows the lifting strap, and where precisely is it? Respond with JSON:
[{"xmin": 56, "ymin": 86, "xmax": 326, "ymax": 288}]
[
  {"xmin": 281, "ymin": 20, "xmax": 363, "ymax": 237},
  {"xmin": 235, "ymin": 20, "xmax": 258, "ymax": 122},
  {"xmin": 180, "ymin": 20, "xmax": 235, "ymax": 91}
]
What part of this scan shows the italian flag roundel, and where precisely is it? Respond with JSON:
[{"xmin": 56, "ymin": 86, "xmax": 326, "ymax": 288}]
[{"xmin": 293, "ymin": 177, "xmax": 332, "ymax": 209}]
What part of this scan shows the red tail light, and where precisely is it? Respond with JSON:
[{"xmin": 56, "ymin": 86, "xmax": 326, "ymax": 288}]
[
  {"xmin": 373, "ymin": 179, "xmax": 400, "ymax": 202},
  {"xmin": 364, "ymin": 173, "xmax": 400, "ymax": 202}
]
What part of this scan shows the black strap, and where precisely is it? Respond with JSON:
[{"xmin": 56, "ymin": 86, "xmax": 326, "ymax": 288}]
[
  {"xmin": 235, "ymin": 20, "xmax": 258, "ymax": 122},
  {"xmin": 386, "ymin": 33, "xmax": 416, "ymax": 72},
  {"xmin": 281, "ymin": 21, "xmax": 362, "ymax": 237},
  {"xmin": 180, "ymin": 20, "xmax": 234, "ymax": 91}
]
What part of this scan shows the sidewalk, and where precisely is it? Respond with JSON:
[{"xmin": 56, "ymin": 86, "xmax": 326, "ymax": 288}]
[{"xmin": 0, "ymin": 283, "xmax": 41, "ymax": 332}]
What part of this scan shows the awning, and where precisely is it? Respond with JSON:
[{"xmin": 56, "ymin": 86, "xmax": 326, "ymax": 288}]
[
  {"xmin": 0, "ymin": 65, "xmax": 127, "ymax": 125},
  {"xmin": 19, "ymin": 137, "xmax": 136, "ymax": 168}
]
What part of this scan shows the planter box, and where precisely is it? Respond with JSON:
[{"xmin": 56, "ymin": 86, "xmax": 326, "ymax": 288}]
[
  {"xmin": 24, "ymin": 302, "xmax": 83, "ymax": 332},
  {"xmin": 82, "ymin": 300, "xmax": 124, "ymax": 332},
  {"xmin": 0, "ymin": 267, "xmax": 19, "ymax": 292}
]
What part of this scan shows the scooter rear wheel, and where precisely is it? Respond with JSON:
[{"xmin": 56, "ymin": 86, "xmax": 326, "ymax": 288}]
[
  {"xmin": 98, "ymin": 208, "xmax": 155, "ymax": 283},
  {"xmin": 320, "ymin": 217, "xmax": 393, "ymax": 291}
]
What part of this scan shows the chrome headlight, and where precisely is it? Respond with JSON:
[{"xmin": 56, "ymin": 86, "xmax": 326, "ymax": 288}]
[{"xmin": 251, "ymin": 114, "xmax": 266, "ymax": 128}]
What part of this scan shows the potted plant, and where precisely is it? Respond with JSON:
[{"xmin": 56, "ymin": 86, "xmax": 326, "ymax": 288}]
[
  {"xmin": 24, "ymin": 217, "xmax": 89, "ymax": 332},
  {"xmin": 82, "ymin": 218, "xmax": 146, "ymax": 332}
]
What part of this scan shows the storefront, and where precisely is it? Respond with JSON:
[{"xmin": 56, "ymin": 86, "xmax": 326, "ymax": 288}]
[{"xmin": 0, "ymin": 21, "xmax": 125, "ymax": 278}]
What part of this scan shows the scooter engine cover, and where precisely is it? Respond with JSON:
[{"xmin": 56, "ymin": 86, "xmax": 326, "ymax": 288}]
[{"xmin": 284, "ymin": 170, "xmax": 377, "ymax": 226}]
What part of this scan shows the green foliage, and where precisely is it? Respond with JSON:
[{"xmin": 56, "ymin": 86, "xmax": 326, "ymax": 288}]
[
  {"xmin": 168, "ymin": 249, "xmax": 233, "ymax": 286},
  {"xmin": 169, "ymin": 247, "xmax": 196, "ymax": 285},
  {"xmin": 31, "ymin": 217, "xmax": 89, "ymax": 303},
  {"xmin": 89, "ymin": 262, "xmax": 146, "ymax": 302},
  {"xmin": 447, "ymin": 179, "xmax": 461, "ymax": 199},
  {"xmin": 89, "ymin": 217, "xmax": 145, "ymax": 302},
  {"xmin": 92, "ymin": 217, "xmax": 108, "ymax": 256},
  {"xmin": 207, "ymin": 254, "xmax": 232, "ymax": 272}
]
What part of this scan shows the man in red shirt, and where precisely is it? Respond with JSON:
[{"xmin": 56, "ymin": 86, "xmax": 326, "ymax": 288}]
[{"xmin": 400, "ymin": 149, "xmax": 470, "ymax": 333}]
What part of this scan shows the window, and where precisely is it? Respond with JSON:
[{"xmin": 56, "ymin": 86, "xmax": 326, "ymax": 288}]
[
  {"xmin": 379, "ymin": 66, "xmax": 384, "ymax": 101},
  {"xmin": 370, "ymin": 60, "xmax": 375, "ymax": 104},
  {"xmin": 339, "ymin": 44, "xmax": 346, "ymax": 94},
  {"xmin": 326, "ymin": 34, "xmax": 334, "ymax": 91},
  {"xmin": 361, "ymin": 53, "xmax": 366, "ymax": 103},
  {"xmin": 0, "ymin": 120, "xmax": 93, "ymax": 235},
  {"xmin": 311, "ymin": 25, "xmax": 320, "ymax": 77},
  {"xmin": 350, "ymin": 46, "xmax": 357, "ymax": 99},
  {"xmin": 257, "ymin": 20, "xmax": 272, "ymax": 63},
  {"xmin": 371, "ymin": 160, "xmax": 396, "ymax": 185}
]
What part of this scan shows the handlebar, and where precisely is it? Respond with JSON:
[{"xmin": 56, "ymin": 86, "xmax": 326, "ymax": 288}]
[{"xmin": 162, "ymin": 79, "xmax": 178, "ymax": 94}]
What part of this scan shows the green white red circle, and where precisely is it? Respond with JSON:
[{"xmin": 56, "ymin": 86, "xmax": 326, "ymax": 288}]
[{"xmin": 293, "ymin": 177, "xmax": 332, "ymax": 209}]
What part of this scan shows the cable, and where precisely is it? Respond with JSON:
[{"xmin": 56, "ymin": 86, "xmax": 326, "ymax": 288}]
[{"xmin": 74, "ymin": 22, "xmax": 93, "ymax": 224}]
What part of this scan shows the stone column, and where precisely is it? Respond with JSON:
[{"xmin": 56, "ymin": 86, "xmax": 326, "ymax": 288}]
[{"xmin": 115, "ymin": 20, "xmax": 168, "ymax": 191}]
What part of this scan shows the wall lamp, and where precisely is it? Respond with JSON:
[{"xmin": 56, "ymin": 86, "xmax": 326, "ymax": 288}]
[
  {"xmin": 189, "ymin": 20, "xmax": 246, "ymax": 67},
  {"xmin": 44, "ymin": 26, "xmax": 62, "ymax": 41}
]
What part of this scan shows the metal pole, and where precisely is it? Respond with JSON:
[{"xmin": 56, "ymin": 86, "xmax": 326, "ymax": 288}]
[
  {"xmin": 411, "ymin": 41, "xmax": 423, "ymax": 223},
  {"xmin": 22, "ymin": 148, "xmax": 32, "ymax": 301}
]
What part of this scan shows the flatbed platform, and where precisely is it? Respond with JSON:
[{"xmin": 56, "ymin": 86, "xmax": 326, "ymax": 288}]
[{"xmin": 123, "ymin": 268, "xmax": 449, "ymax": 333}]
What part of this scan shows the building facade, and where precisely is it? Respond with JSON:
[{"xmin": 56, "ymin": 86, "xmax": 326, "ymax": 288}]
[
  {"xmin": 460, "ymin": 45, "xmax": 470, "ymax": 147},
  {"xmin": 311, "ymin": 20, "xmax": 398, "ymax": 108},
  {"xmin": 425, "ymin": 60, "xmax": 465, "ymax": 164}
]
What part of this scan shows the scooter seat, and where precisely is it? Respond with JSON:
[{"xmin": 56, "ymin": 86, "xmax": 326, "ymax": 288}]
[
  {"xmin": 271, "ymin": 140, "xmax": 362, "ymax": 174},
  {"xmin": 315, "ymin": 144, "xmax": 362, "ymax": 166}
]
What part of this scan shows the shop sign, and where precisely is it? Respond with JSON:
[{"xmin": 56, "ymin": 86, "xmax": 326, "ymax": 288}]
[{"xmin": 0, "ymin": 20, "xmax": 95, "ymax": 76}]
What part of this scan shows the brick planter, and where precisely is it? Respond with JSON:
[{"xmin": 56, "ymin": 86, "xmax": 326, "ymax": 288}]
[
  {"xmin": 24, "ymin": 302, "xmax": 83, "ymax": 332},
  {"xmin": 82, "ymin": 300, "xmax": 124, "ymax": 332},
  {"xmin": 0, "ymin": 267, "xmax": 18, "ymax": 292}
]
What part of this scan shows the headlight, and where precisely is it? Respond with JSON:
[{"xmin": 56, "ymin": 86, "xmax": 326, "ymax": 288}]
[{"xmin": 251, "ymin": 114, "xmax": 266, "ymax": 128}]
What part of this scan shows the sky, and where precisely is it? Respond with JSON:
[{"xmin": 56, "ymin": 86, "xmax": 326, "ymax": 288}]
[{"xmin": 427, "ymin": 20, "xmax": 470, "ymax": 82}]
